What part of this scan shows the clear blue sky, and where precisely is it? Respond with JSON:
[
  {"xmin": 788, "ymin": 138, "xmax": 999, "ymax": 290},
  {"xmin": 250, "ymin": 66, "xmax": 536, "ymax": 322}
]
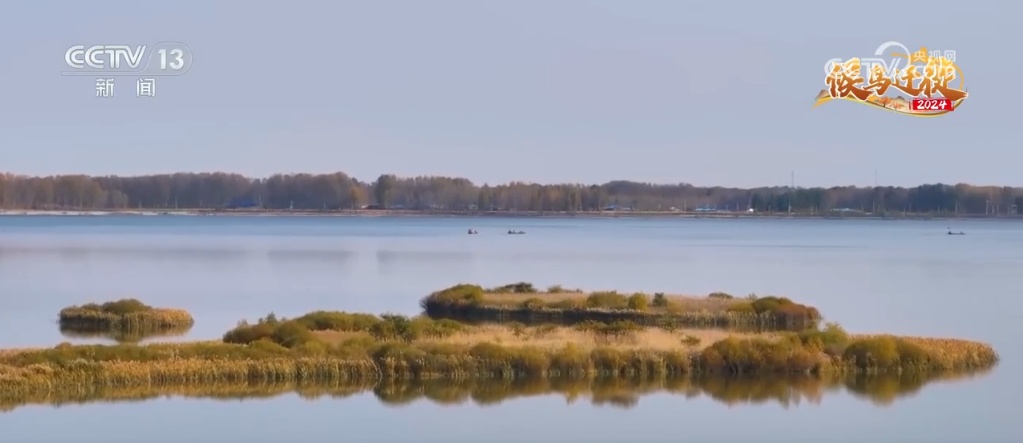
[{"xmin": 0, "ymin": 1, "xmax": 1016, "ymax": 188}]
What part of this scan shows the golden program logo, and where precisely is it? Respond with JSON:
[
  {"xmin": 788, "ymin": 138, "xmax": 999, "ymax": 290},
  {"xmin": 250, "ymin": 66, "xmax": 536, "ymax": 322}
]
[{"xmin": 814, "ymin": 41, "xmax": 966, "ymax": 116}]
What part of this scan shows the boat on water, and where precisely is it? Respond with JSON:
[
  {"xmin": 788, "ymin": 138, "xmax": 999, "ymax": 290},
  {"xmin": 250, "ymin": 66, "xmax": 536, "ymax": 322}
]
[
  {"xmin": 507, "ymin": 230, "xmax": 526, "ymax": 235},
  {"xmin": 947, "ymin": 230, "xmax": 965, "ymax": 235},
  {"xmin": 467, "ymin": 229, "xmax": 478, "ymax": 235}
]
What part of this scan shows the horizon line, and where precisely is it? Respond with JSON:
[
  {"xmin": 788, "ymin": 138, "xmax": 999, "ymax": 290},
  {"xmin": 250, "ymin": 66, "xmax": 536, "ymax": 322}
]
[{"xmin": 1, "ymin": 170, "xmax": 1018, "ymax": 190}]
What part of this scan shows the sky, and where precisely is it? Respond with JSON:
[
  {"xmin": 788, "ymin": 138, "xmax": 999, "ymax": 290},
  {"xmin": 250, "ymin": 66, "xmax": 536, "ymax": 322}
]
[{"xmin": 0, "ymin": 0, "xmax": 1017, "ymax": 188}]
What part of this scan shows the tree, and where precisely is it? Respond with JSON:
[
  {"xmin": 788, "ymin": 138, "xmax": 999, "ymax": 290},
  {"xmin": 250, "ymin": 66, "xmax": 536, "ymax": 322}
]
[
  {"xmin": 373, "ymin": 174, "xmax": 397, "ymax": 207},
  {"xmin": 348, "ymin": 185, "xmax": 366, "ymax": 209},
  {"xmin": 0, "ymin": 170, "xmax": 1018, "ymax": 215}
]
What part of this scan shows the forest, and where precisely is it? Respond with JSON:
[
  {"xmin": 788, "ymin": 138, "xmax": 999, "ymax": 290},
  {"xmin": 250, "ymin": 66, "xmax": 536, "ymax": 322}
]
[{"xmin": 0, "ymin": 172, "xmax": 1020, "ymax": 215}]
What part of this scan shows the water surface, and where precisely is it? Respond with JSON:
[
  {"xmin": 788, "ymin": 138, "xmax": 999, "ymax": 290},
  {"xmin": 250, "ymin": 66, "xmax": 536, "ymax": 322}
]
[{"xmin": 0, "ymin": 216, "xmax": 1017, "ymax": 442}]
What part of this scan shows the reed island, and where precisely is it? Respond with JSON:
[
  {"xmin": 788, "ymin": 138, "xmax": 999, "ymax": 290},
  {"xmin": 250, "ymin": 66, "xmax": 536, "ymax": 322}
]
[
  {"xmin": 57, "ymin": 298, "xmax": 194, "ymax": 342},
  {"xmin": 0, "ymin": 284, "xmax": 998, "ymax": 407},
  {"xmin": 421, "ymin": 283, "xmax": 822, "ymax": 330}
]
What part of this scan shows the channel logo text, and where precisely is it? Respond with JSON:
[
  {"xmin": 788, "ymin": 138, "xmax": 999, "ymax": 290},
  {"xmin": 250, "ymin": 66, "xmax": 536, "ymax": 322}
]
[
  {"xmin": 65, "ymin": 45, "xmax": 146, "ymax": 70},
  {"xmin": 61, "ymin": 42, "xmax": 193, "ymax": 76}
]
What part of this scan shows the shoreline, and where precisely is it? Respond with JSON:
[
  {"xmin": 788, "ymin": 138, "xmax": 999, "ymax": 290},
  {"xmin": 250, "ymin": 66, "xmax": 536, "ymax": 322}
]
[{"xmin": 1, "ymin": 208, "xmax": 1020, "ymax": 221}]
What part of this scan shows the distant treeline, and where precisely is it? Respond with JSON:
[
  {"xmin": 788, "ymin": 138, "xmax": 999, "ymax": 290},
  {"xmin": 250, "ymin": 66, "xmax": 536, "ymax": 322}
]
[{"xmin": 0, "ymin": 172, "xmax": 1021, "ymax": 214}]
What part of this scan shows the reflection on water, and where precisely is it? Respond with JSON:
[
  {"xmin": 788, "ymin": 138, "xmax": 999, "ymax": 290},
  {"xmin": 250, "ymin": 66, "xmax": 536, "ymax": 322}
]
[
  {"xmin": 0, "ymin": 217, "xmax": 1016, "ymax": 440},
  {"xmin": 699, "ymin": 243, "xmax": 859, "ymax": 250},
  {"xmin": 376, "ymin": 250, "xmax": 475, "ymax": 265},
  {"xmin": 266, "ymin": 249, "xmax": 355, "ymax": 263},
  {"xmin": 0, "ymin": 245, "xmax": 250, "ymax": 261},
  {"xmin": 58, "ymin": 325, "xmax": 193, "ymax": 345},
  {"xmin": 0, "ymin": 370, "xmax": 992, "ymax": 413}
]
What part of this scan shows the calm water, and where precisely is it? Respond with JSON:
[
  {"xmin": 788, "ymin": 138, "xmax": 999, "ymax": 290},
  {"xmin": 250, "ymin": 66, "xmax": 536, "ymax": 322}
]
[{"xmin": 0, "ymin": 216, "xmax": 1018, "ymax": 442}]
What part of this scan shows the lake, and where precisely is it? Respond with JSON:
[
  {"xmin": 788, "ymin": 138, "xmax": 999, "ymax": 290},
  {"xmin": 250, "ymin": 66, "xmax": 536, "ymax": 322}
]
[{"xmin": 0, "ymin": 215, "xmax": 1018, "ymax": 442}]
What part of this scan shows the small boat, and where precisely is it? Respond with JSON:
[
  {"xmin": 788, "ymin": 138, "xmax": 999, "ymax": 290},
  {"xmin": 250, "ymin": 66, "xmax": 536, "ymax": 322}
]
[
  {"xmin": 507, "ymin": 230, "xmax": 526, "ymax": 235},
  {"xmin": 467, "ymin": 229, "xmax": 478, "ymax": 235},
  {"xmin": 947, "ymin": 230, "xmax": 965, "ymax": 235}
]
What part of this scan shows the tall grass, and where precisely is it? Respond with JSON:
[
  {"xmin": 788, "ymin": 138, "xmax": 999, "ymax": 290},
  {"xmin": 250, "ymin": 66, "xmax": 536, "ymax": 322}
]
[
  {"xmin": 222, "ymin": 312, "xmax": 465, "ymax": 347},
  {"xmin": 0, "ymin": 317, "xmax": 998, "ymax": 402},
  {"xmin": 217, "ymin": 312, "xmax": 997, "ymax": 376},
  {"xmin": 420, "ymin": 283, "xmax": 822, "ymax": 331},
  {"xmin": 0, "ymin": 370, "xmax": 987, "ymax": 413},
  {"xmin": 223, "ymin": 311, "xmax": 776, "ymax": 353},
  {"xmin": 58, "ymin": 299, "xmax": 194, "ymax": 335}
]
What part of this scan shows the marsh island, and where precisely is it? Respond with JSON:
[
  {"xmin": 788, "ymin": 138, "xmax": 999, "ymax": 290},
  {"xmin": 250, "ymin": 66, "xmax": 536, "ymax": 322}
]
[
  {"xmin": 57, "ymin": 298, "xmax": 194, "ymax": 342},
  {"xmin": 0, "ymin": 284, "xmax": 998, "ymax": 408}
]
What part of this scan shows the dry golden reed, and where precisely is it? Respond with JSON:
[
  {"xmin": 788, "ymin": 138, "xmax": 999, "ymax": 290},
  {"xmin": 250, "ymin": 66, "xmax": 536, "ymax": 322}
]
[
  {"xmin": 312, "ymin": 323, "xmax": 777, "ymax": 352},
  {"xmin": 0, "ymin": 320, "xmax": 998, "ymax": 405},
  {"xmin": 420, "ymin": 283, "xmax": 822, "ymax": 331},
  {"xmin": 58, "ymin": 298, "xmax": 194, "ymax": 334},
  {"xmin": 215, "ymin": 311, "xmax": 996, "ymax": 378},
  {"xmin": 1, "ymin": 288, "xmax": 998, "ymax": 408}
]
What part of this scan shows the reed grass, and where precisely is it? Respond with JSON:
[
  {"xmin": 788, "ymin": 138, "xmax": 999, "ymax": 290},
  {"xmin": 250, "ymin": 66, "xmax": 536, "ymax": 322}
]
[
  {"xmin": 58, "ymin": 299, "xmax": 195, "ymax": 334},
  {"xmin": 1, "ymin": 301, "xmax": 998, "ymax": 405},
  {"xmin": 0, "ymin": 369, "xmax": 990, "ymax": 413},
  {"xmin": 217, "ymin": 312, "xmax": 997, "ymax": 375},
  {"xmin": 222, "ymin": 310, "xmax": 776, "ymax": 351},
  {"xmin": 420, "ymin": 283, "xmax": 822, "ymax": 331},
  {"xmin": 312, "ymin": 322, "xmax": 778, "ymax": 352},
  {"xmin": 0, "ymin": 315, "xmax": 998, "ymax": 403}
]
